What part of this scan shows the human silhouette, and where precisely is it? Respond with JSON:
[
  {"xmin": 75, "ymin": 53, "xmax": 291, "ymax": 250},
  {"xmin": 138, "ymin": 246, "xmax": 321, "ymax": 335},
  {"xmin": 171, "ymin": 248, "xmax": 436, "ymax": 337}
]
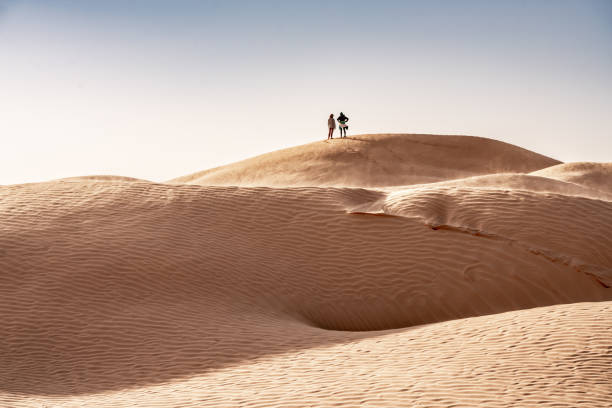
[
  {"xmin": 327, "ymin": 114, "xmax": 336, "ymax": 140},
  {"xmin": 337, "ymin": 112, "xmax": 349, "ymax": 138}
]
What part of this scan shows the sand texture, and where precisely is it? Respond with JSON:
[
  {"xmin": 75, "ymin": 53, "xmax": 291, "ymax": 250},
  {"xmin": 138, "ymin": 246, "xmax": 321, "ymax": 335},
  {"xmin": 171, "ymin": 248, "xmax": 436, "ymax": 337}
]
[
  {"xmin": 170, "ymin": 134, "xmax": 561, "ymax": 187},
  {"xmin": 1, "ymin": 134, "xmax": 611, "ymax": 407}
]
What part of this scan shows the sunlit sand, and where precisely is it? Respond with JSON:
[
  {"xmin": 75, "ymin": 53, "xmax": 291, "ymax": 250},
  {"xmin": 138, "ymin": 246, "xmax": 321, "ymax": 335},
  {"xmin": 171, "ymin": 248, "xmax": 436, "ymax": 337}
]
[{"xmin": 1, "ymin": 134, "xmax": 611, "ymax": 407}]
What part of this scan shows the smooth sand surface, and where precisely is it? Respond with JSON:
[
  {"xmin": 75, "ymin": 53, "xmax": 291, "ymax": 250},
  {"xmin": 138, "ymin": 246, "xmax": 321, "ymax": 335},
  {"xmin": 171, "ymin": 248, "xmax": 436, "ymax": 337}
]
[
  {"xmin": 1, "ymin": 134, "xmax": 610, "ymax": 407},
  {"xmin": 530, "ymin": 162, "xmax": 612, "ymax": 195},
  {"xmin": 171, "ymin": 134, "xmax": 561, "ymax": 187}
]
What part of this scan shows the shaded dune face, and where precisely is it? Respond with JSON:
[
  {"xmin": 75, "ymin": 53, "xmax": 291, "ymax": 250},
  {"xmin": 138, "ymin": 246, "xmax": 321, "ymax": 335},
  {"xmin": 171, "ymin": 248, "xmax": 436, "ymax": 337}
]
[
  {"xmin": 170, "ymin": 134, "xmax": 561, "ymax": 187},
  {"xmin": 1, "ymin": 179, "xmax": 611, "ymax": 396}
]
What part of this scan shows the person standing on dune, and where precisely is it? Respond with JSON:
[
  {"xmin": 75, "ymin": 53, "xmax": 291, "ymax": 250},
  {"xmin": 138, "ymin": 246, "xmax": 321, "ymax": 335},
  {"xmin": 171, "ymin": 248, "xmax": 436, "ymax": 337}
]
[
  {"xmin": 337, "ymin": 112, "xmax": 349, "ymax": 138},
  {"xmin": 327, "ymin": 114, "xmax": 336, "ymax": 139}
]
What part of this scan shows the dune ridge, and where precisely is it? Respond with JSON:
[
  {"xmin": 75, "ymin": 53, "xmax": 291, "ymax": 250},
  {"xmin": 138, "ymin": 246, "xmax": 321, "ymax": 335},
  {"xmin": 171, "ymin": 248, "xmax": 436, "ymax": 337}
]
[
  {"xmin": 170, "ymin": 134, "xmax": 561, "ymax": 187},
  {"xmin": 1, "ymin": 134, "xmax": 611, "ymax": 407},
  {"xmin": 530, "ymin": 162, "xmax": 612, "ymax": 195}
]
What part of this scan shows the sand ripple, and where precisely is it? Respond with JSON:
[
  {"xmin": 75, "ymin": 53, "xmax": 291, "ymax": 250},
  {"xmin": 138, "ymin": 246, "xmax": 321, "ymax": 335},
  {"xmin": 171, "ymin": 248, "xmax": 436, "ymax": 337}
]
[
  {"xmin": 1, "ymin": 178, "xmax": 611, "ymax": 406},
  {"xmin": 1, "ymin": 135, "xmax": 610, "ymax": 407}
]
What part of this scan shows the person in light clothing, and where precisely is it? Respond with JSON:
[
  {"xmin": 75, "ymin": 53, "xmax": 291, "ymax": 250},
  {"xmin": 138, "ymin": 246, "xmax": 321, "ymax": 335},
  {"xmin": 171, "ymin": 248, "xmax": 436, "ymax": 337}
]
[{"xmin": 327, "ymin": 114, "xmax": 336, "ymax": 140}]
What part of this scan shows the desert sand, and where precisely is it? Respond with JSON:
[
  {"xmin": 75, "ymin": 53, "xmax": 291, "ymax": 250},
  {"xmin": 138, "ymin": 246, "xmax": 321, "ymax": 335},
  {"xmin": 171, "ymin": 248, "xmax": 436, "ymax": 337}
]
[{"xmin": 1, "ymin": 134, "xmax": 611, "ymax": 407}]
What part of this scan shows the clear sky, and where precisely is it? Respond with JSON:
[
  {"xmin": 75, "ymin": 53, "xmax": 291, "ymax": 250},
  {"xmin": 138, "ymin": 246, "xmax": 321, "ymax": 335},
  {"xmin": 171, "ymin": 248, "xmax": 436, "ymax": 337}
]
[{"xmin": 1, "ymin": 0, "xmax": 611, "ymax": 185}]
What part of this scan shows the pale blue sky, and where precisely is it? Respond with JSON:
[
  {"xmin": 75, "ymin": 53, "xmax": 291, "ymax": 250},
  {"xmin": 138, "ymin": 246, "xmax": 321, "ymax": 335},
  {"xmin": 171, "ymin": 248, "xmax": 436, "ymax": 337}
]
[{"xmin": 1, "ymin": 0, "xmax": 611, "ymax": 184}]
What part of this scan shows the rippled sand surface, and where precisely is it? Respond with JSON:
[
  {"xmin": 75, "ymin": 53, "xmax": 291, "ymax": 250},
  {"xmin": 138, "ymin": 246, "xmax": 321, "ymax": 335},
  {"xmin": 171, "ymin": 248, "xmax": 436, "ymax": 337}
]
[{"xmin": 1, "ymin": 134, "xmax": 611, "ymax": 407}]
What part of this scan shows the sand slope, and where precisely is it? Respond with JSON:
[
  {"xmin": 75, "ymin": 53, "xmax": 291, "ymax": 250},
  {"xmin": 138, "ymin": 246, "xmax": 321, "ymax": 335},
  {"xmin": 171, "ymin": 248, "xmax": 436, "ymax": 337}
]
[
  {"xmin": 1, "ymin": 134, "xmax": 611, "ymax": 407},
  {"xmin": 531, "ymin": 162, "xmax": 612, "ymax": 195},
  {"xmin": 171, "ymin": 134, "xmax": 561, "ymax": 187}
]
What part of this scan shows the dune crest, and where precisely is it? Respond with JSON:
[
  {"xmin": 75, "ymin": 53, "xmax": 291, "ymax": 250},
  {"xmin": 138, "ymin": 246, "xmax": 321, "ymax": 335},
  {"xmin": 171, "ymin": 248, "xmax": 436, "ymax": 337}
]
[
  {"xmin": 531, "ymin": 162, "xmax": 612, "ymax": 194},
  {"xmin": 170, "ymin": 134, "xmax": 561, "ymax": 187},
  {"xmin": 58, "ymin": 175, "xmax": 149, "ymax": 183}
]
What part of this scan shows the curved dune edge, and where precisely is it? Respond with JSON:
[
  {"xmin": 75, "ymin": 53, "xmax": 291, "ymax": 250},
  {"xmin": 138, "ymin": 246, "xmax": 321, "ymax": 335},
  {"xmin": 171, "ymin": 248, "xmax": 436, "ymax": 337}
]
[
  {"xmin": 170, "ymin": 134, "xmax": 561, "ymax": 187},
  {"xmin": 530, "ymin": 162, "xmax": 612, "ymax": 195},
  {"xmin": 390, "ymin": 172, "xmax": 612, "ymax": 201},
  {"xmin": 353, "ymin": 186, "xmax": 612, "ymax": 286},
  {"xmin": 3, "ymin": 302, "xmax": 611, "ymax": 407}
]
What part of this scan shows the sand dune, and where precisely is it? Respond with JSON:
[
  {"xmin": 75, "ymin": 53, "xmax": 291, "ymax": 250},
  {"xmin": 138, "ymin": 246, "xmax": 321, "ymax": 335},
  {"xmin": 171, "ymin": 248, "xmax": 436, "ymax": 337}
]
[
  {"xmin": 1, "ymin": 134, "xmax": 611, "ymax": 407},
  {"xmin": 58, "ymin": 175, "xmax": 149, "ymax": 183},
  {"xmin": 398, "ymin": 172, "xmax": 612, "ymax": 201},
  {"xmin": 531, "ymin": 162, "xmax": 612, "ymax": 195},
  {"xmin": 170, "ymin": 134, "xmax": 561, "ymax": 187}
]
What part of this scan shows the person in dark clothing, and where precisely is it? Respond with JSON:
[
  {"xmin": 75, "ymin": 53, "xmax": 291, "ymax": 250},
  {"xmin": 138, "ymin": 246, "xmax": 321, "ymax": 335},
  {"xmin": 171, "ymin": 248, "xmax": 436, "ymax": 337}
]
[{"xmin": 337, "ymin": 112, "xmax": 349, "ymax": 138}]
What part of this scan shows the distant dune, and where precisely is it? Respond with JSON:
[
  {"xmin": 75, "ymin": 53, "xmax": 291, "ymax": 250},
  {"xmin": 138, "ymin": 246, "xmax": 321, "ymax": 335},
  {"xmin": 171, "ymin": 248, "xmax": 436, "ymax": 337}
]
[
  {"xmin": 1, "ymin": 134, "xmax": 610, "ymax": 407},
  {"xmin": 58, "ymin": 175, "xmax": 149, "ymax": 183},
  {"xmin": 530, "ymin": 162, "xmax": 612, "ymax": 195},
  {"xmin": 170, "ymin": 134, "xmax": 561, "ymax": 187}
]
